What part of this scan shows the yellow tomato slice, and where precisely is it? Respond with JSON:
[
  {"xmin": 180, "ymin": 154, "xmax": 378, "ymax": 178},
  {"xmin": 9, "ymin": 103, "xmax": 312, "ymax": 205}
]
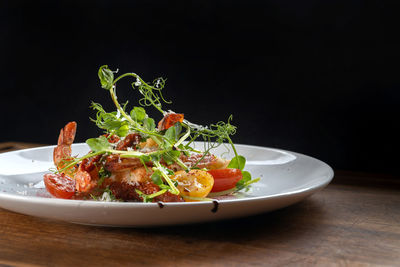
[{"xmin": 172, "ymin": 170, "xmax": 214, "ymax": 198}]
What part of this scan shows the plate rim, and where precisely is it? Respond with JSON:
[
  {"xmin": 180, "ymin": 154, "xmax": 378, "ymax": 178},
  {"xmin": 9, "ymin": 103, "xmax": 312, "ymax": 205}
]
[{"xmin": 0, "ymin": 143, "xmax": 334, "ymax": 208}]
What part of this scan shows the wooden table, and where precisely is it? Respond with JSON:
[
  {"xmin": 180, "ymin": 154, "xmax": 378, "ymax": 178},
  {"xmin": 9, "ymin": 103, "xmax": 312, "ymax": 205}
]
[{"xmin": 0, "ymin": 143, "xmax": 399, "ymax": 266}]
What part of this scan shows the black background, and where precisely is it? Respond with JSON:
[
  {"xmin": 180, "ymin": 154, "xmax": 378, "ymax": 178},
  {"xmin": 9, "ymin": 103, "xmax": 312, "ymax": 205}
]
[{"xmin": 1, "ymin": 1, "xmax": 399, "ymax": 175}]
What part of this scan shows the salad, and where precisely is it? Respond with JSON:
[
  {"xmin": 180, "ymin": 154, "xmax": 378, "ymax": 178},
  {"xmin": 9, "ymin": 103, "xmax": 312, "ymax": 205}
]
[{"xmin": 43, "ymin": 65, "xmax": 259, "ymax": 202}]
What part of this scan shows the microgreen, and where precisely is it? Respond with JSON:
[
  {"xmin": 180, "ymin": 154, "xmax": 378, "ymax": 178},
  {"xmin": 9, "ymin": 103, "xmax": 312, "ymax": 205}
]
[
  {"xmin": 86, "ymin": 135, "xmax": 111, "ymax": 152},
  {"xmin": 227, "ymin": 155, "xmax": 246, "ymax": 170},
  {"xmin": 135, "ymin": 188, "xmax": 168, "ymax": 203},
  {"xmin": 98, "ymin": 65, "xmax": 114, "ymax": 90},
  {"xmin": 130, "ymin": 106, "xmax": 146, "ymax": 122},
  {"xmin": 151, "ymin": 172, "xmax": 163, "ymax": 186},
  {"xmin": 143, "ymin": 117, "xmax": 156, "ymax": 132},
  {"xmin": 98, "ymin": 166, "xmax": 111, "ymax": 186},
  {"xmin": 58, "ymin": 65, "xmax": 259, "ymax": 202}
]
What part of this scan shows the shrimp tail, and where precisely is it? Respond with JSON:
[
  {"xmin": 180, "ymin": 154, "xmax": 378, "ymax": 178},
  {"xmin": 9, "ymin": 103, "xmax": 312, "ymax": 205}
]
[
  {"xmin": 53, "ymin": 121, "xmax": 77, "ymax": 173},
  {"xmin": 57, "ymin": 121, "xmax": 77, "ymax": 147}
]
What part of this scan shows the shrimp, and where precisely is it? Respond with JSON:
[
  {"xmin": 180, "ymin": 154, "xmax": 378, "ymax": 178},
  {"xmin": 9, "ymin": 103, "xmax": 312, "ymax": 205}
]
[
  {"xmin": 97, "ymin": 163, "xmax": 183, "ymax": 202},
  {"xmin": 75, "ymin": 166, "xmax": 93, "ymax": 192},
  {"xmin": 104, "ymin": 154, "xmax": 145, "ymax": 172},
  {"xmin": 109, "ymin": 180, "xmax": 184, "ymax": 202},
  {"xmin": 53, "ymin": 121, "xmax": 98, "ymax": 193},
  {"xmin": 108, "ymin": 166, "xmax": 183, "ymax": 202},
  {"xmin": 47, "ymin": 121, "xmax": 190, "ymax": 201},
  {"xmin": 115, "ymin": 133, "xmax": 141, "ymax": 150},
  {"xmin": 53, "ymin": 121, "xmax": 77, "ymax": 176}
]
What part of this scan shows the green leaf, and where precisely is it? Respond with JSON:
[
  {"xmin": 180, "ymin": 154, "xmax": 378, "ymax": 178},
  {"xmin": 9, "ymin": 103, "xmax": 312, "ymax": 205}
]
[
  {"xmin": 162, "ymin": 150, "xmax": 181, "ymax": 165},
  {"xmin": 164, "ymin": 126, "xmax": 176, "ymax": 142},
  {"xmin": 86, "ymin": 136, "xmax": 110, "ymax": 152},
  {"xmin": 116, "ymin": 124, "xmax": 129, "ymax": 137},
  {"xmin": 236, "ymin": 170, "xmax": 251, "ymax": 190},
  {"xmin": 98, "ymin": 65, "xmax": 114, "ymax": 90},
  {"xmin": 174, "ymin": 123, "xmax": 182, "ymax": 136},
  {"xmin": 151, "ymin": 171, "xmax": 163, "ymax": 186},
  {"xmin": 227, "ymin": 155, "xmax": 246, "ymax": 170},
  {"xmin": 140, "ymin": 154, "xmax": 151, "ymax": 163},
  {"xmin": 150, "ymin": 154, "xmax": 161, "ymax": 162},
  {"xmin": 103, "ymin": 117, "xmax": 121, "ymax": 131},
  {"xmin": 143, "ymin": 117, "xmax": 155, "ymax": 131},
  {"xmin": 130, "ymin": 106, "xmax": 147, "ymax": 122},
  {"xmin": 241, "ymin": 170, "xmax": 252, "ymax": 181},
  {"xmin": 236, "ymin": 171, "xmax": 260, "ymax": 191}
]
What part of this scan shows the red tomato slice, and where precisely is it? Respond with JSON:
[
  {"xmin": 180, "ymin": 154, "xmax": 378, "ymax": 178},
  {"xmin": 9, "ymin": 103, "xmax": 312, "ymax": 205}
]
[
  {"xmin": 43, "ymin": 173, "xmax": 76, "ymax": 199},
  {"xmin": 208, "ymin": 169, "xmax": 243, "ymax": 192}
]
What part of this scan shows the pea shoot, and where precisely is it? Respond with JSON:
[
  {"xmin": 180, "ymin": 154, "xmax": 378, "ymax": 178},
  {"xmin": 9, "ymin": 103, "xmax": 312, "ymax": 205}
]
[{"xmin": 57, "ymin": 65, "xmax": 259, "ymax": 202}]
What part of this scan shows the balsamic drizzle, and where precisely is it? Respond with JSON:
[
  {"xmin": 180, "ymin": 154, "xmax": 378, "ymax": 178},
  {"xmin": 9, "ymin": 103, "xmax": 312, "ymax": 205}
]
[{"xmin": 211, "ymin": 200, "xmax": 219, "ymax": 213}]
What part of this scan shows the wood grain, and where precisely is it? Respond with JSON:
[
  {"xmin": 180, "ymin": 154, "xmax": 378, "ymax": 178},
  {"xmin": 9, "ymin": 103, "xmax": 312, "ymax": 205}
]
[
  {"xmin": 0, "ymin": 144, "xmax": 399, "ymax": 266},
  {"xmin": 0, "ymin": 142, "xmax": 47, "ymax": 153},
  {"xmin": 1, "ymin": 173, "xmax": 399, "ymax": 266}
]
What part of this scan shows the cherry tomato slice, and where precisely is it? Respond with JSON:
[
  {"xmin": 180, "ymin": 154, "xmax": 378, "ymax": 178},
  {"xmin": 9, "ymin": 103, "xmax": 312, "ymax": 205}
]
[
  {"xmin": 207, "ymin": 168, "xmax": 243, "ymax": 192},
  {"xmin": 44, "ymin": 173, "xmax": 76, "ymax": 199},
  {"xmin": 158, "ymin": 113, "xmax": 184, "ymax": 130},
  {"xmin": 172, "ymin": 170, "xmax": 214, "ymax": 199}
]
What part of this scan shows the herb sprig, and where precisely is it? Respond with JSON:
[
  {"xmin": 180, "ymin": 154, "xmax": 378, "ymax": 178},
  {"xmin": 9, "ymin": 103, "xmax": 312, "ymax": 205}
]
[{"xmin": 58, "ymin": 65, "xmax": 258, "ymax": 201}]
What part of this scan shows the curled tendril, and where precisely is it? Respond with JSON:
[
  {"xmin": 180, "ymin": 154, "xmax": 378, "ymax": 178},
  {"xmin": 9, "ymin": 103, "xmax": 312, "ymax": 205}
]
[
  {"xmin": 95, "ymin": 66, "xmax": 251, "ymax": 190},
  {"xmin": 153, "ymin": 77, "xmax": 166, "ymax": 89},
  {"xmin": 129, "ymin": 76, "xmax": 170, "ymax": 113}
]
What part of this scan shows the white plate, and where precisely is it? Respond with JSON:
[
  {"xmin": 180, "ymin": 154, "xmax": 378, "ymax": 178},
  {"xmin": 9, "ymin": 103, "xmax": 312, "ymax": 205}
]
[{"xmin": 0, "ymin": 143, "xmax": 333, "ymax": 227}]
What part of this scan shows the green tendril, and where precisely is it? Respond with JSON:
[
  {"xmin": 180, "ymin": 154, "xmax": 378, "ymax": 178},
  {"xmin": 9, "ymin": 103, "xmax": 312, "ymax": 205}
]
[{"xmin": 64, "ymin": 65, "xmax": 259, "ymax": 202}]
